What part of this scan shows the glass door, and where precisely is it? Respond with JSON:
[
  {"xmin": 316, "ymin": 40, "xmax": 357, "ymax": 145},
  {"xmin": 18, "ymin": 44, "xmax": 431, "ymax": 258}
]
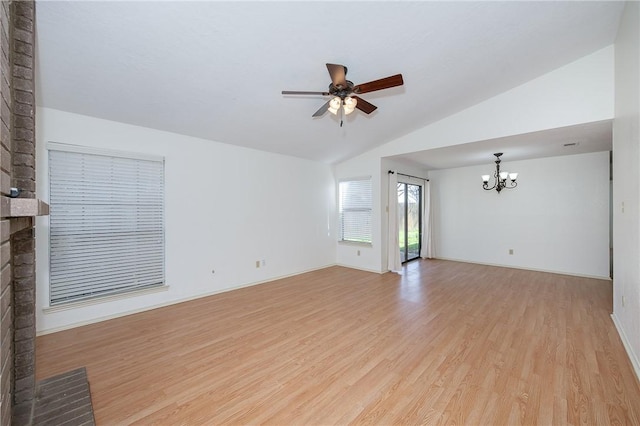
[{"xmin": 398, "ymin": 182, "xmax": 422, "ymax": 263}]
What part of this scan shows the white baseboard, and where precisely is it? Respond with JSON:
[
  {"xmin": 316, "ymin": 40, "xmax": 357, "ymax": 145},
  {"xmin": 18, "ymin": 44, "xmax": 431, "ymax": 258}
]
[
  {"xmin": 433, "ymin": 257, "xmax": 611, "ymax": 281},
  {"xmin": 37, "ymin": 263, "xmax": 338, "ymax": 336},
  {"xmin": 38, "ymin": 259, "xmax": 609, "ymax": 337},
  {"xmin": 335, "ymin": 263, "xmax": 385, "ymax": 274},
  {"xmin": 611, "ymin": 313, "xmax": 640, "ymax": 384}
]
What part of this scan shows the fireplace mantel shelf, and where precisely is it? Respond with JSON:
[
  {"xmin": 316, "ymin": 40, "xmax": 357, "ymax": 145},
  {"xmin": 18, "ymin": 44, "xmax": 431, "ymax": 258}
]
[{"xmin": 1, "ymin": 197, "xmax": 49, "ymax": 218}]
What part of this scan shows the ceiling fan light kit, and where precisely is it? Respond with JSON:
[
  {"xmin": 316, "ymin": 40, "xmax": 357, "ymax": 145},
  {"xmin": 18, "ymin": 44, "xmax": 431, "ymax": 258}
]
[
  {"xmin": 282, "ymin": 63, "xmax": 404, "ymax": 126},
  {"xmin": 341, "ymin": 96, "xmax": 357, "ymax": 115},
  {"xmin": 482, "ymin": 153, "xmax": 518, "ymax": 193}
]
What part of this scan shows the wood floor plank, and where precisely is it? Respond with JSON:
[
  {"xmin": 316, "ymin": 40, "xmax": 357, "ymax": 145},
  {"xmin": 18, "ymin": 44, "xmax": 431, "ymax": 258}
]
[{"xmin": 36, "ymin": 260, "xmax": 640, "ymax": 424}]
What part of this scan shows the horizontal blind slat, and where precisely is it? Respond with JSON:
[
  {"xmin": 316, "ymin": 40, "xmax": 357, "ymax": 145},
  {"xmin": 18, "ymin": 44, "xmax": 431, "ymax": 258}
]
[
  {"xmin": 339, "ymin": 179, "xmax": 372, "ymax": 243},
  {"xmin": 49, "ymin": 148, "xmax": 165, "ymax": 305}
]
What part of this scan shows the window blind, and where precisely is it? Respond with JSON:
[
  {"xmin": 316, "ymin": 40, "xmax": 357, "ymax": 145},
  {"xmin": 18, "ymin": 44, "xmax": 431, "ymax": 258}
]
[
  {"xmin": 48, "ymin": 147, "xmax": 165, "ymax": 305},
  {"xmin": 339, "ymin": 178, "xmax": 372, "ymax": 243}
]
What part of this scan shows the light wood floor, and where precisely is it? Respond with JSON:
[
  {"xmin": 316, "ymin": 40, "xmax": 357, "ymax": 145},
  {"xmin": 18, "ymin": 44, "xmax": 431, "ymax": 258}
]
[{"xmin": 36, "ymin": 260, "xmax": 640, "ymax": 425}]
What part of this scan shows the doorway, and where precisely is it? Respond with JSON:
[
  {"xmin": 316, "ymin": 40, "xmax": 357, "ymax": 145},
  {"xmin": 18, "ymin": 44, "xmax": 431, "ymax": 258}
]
[{"xmin": 397, "ymin": 182, "xmax": 422, "ymax": 263}]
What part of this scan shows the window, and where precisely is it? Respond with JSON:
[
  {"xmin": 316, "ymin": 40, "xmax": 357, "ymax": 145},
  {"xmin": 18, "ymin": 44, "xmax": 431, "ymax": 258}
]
[
  {"xmin": 339, "ymin": 178, "xmax": 372, "ymax": 243},
  {"xmin": 48, "ymin": 144, "xmax": 165, "ymax": 305}
]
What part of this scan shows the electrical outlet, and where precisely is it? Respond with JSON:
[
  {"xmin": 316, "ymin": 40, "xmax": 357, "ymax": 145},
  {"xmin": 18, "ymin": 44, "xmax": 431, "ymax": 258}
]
[
  {"xmin": 509, "ymin": 249, "xmax": 514, "ymax": 255},
  {"xmin": 255, "ymin": 260, "xmax": 260, "ymax": 268}
]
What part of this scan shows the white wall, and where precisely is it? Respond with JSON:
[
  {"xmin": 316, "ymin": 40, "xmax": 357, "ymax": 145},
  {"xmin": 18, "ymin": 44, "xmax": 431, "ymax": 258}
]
[
  {"xmin": 335, "ymin": 46, "xmax": 615, "ymax": 274},
  {"xmin": 36, "ymin": 107, "xmax": 337, "ymax": 333},
  {"xmin": 612, "ymin": 1, "xmax": 640, "ymax": 379},
  {"xmin": 379, "ymin": 45, "xmax": 614, "ymax": 158},
  {"xmin": 429, "ymin": 152, "xmax": 610, "ymax": 278},
  {"xmin": 332, "ymin": 151, "xmax": 382, "ymax": 273}
]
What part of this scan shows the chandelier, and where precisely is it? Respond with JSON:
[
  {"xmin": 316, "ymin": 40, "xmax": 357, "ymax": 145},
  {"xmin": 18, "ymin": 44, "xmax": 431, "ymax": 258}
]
[{"xmin": 482, "ymin": 153, "xmax": 518, "ymax": 193}]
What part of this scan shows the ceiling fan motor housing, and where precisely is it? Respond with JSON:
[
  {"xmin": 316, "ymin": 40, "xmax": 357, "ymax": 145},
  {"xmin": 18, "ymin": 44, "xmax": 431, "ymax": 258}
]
[{"xmin": 329, "ymin": 80, "xmax": 355, "ymax": 99}]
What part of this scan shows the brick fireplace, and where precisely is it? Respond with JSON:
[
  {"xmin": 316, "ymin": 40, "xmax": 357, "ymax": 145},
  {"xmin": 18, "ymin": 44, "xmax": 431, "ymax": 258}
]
[{"xmin": 0, "ymin": 1, "xmax": 43, "ymax": 424}]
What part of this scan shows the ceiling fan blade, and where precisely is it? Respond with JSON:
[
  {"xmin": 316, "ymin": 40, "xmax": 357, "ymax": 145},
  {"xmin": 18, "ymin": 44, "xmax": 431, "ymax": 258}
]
[
  {"xmin": 282, "ymin": 90, "xmax": 330, "ymax": 95},
  {"xmin": 353, "ymin": 96, "xmax": 377, "ymax": 114},
  {"xmin": 326, "ymin": 63, "xmax": 347, "ymax": 88},
  {"xmin": 312, "ymin": 100, "xmax": 331, "ymax": 117},
  {"xmin": 354, "ymin": 74, "xmax": 404, "ymax": 94}
]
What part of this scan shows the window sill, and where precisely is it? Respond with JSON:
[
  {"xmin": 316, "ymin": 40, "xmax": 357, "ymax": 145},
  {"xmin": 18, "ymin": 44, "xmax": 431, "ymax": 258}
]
[
  {"xmin": 338, "ymin": 240, "xmax": 372, "ymax": 247},
  {"xmin": 43, "ymin": 285, "xmax": 169, "ymax": 313}
]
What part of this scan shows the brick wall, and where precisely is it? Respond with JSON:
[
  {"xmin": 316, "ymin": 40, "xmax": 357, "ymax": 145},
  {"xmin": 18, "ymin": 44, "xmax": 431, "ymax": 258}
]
[
  {"xmin": 0, "ymin": 1, "xmax": 36, "ymax": 425},
  {"xmin": 0, "ymin": 1, "xmax": 14, "ymax": 424},
  {"xmin": 10, "ymin": 1, "xmax": 35, "ymax": 418}
]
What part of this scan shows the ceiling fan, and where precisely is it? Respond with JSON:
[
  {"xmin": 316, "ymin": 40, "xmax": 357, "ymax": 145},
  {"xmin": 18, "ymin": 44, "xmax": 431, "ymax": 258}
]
[{"xmin": 282, "ymin": 63, "xmax": 404, "ymax": 126}]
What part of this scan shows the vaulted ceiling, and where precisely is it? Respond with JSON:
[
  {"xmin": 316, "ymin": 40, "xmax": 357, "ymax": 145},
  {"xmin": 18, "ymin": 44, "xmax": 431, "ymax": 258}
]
[{"xmin": 35, "ymin": 1, "xmax": 624, "ymax": 165}]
